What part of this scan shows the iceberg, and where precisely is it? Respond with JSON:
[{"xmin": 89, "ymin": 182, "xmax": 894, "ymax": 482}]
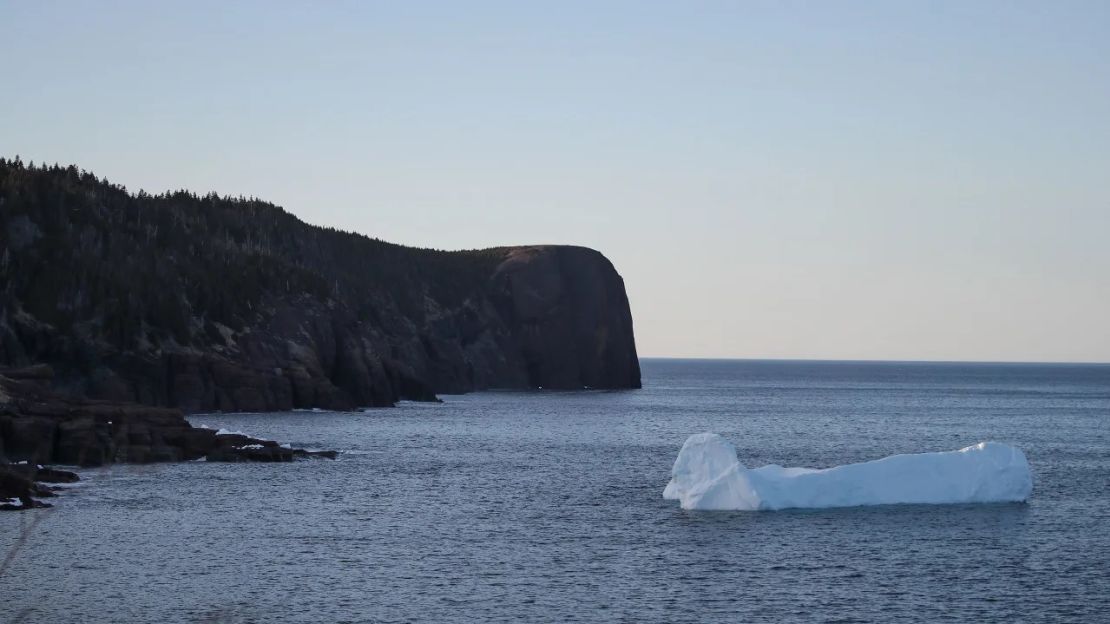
[{"xmin": 663, "ymin": 433, "xmax": 1033, "ymax": 511}]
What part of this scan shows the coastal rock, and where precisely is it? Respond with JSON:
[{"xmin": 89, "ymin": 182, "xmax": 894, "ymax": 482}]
[
  {"xmin": 27, "ymin": 465, "xmax": 80, "ymax": 483},
  {"xmin": 0, "ymin": 414, "xmax": 56, "ymax": 464},
  {"xmin": 0, "ymin": 364, "xmax": 54, "ymax": 385},
  {"xmin": 0, "ymin": 467, "xmax": 47, "ymax": 510},
  {"xmin": 0, "ymin": 160, "xmax": 640, "ymax": 413},
  {"xmin": 0, "ymin": 462, "xmax": 77, "ymax": 510},
  {"xmin": 487, "ymin": 246, "xmax": 641, "ymax": 390},
  {"xmin": 207, "ymin": 441, "xmax": 295, "ymax": 463},
  {"xmin": 0, "ymin": 371, "xmax": 337, "ymax": 508}
]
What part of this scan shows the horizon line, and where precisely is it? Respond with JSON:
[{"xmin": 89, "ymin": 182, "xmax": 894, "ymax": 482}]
[{"xmin": 638, "ymin": 356, "xmax": 1110, "ymax": 366}]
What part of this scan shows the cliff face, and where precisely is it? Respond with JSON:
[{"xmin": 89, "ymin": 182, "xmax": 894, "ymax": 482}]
[
  {"xmin": 0, "ymin": 159, "xmax": 640, "ymax": 412},
  {"xmin": 486, "ymin": 246, "xmax": 640, "ymax": 391}
]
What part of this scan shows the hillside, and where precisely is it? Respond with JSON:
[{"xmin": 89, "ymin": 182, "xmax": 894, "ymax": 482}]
[{"xmin": 0, "ymin": 157, "xmax": 641, "ymax": 411}]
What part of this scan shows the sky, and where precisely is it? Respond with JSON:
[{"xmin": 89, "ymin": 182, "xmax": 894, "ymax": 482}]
[{"xmin": 2, "ymin": 1, "xmax": 1108, "ymax": 362}]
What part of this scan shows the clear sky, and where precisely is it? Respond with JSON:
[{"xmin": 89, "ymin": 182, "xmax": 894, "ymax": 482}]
[{"xmin": 3, "ymin": 1, "xmax": 1108, "ymax": 362}]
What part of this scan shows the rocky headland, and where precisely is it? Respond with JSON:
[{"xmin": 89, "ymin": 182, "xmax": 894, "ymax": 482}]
[{"xmin": 0, "ymin": 158, "xmax": 641, "ymax": 508}]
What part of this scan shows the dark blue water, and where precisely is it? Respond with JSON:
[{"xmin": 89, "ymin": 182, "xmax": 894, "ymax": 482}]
[{"xmin": 3, "ymin": 359, "xmax": 1109, "ymax": 623}]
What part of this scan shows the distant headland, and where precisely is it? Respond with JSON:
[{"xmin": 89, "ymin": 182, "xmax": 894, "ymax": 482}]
[
  {"xmin": 0, "ymin": 157, "xmax": 641, "ymax": 412},
  {"xmin": 0, "ymin": 157, "xmax": 639, "ymax": 507}
]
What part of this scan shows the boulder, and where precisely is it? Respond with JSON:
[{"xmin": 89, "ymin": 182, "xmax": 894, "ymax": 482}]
[
  {"xmin": 207, "ymin": 444, "xmax": 295, "ymax": 462},
  {"xmin": 0, "ymin": 464, "xmax": 52, "ymax": 510}
]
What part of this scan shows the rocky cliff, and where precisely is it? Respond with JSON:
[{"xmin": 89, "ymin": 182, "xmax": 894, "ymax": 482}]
[{"xmin": 0, "ymin": 158, "xmax": 641, "ymax": 412}]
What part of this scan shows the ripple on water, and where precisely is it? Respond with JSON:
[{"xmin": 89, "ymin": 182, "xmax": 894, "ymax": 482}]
[{"xmin": 2, "ymin": 360, "xmax": 1109, "ymax": 623}]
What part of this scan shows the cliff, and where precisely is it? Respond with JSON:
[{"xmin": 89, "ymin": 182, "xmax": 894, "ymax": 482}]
[{"xmin": 0, "ymin": 158, "xmax": 641, "ymax": 412}]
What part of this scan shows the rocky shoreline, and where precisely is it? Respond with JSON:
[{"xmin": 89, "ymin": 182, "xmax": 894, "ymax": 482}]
[
  {"xmin": 0, "ymin": 366, "xmax": 335, "ymax": 510},
  {"xmin": 0, "ymin": 160, "xmax": 643, "ymax": 511}
]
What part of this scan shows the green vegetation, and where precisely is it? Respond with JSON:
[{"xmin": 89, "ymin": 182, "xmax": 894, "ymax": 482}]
[{"xmin": 0, "ymin": 157, "xmax": 506, "ymax": 353}]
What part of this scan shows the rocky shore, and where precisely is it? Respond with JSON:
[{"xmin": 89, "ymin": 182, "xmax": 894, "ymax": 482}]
[
  {"xmin": 0, "ymin": 160, "xmax": 642, "ymax": 511},
  {"xmin": 0, "ymin": 366, "xmax": 335, "ymax": 510}
]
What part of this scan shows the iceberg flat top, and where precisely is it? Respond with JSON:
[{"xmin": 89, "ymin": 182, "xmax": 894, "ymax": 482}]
[{"xmin": 663, "ymin": 433, "xmax": 1033, "ymax": 511}]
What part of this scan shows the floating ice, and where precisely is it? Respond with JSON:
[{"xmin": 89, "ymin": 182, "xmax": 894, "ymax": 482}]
[{"xmin": 663, "ymin": 433, "xmax": 1033, "ymax": 511}]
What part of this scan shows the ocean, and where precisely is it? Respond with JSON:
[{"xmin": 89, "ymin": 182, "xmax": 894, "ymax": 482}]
[{"xmin": 3, "ymin": 359, "xmax": 1109, "ymax": 623}]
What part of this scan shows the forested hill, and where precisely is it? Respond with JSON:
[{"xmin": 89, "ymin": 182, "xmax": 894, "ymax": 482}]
[{"xmin": 0, "ymin": 157, "xmax": 641, "ymax": 411}]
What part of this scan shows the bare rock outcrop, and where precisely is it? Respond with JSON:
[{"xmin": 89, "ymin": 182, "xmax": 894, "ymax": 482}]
[{"xmin": 0, "ymin": 368, "xmax": 334, "ymax": 509}]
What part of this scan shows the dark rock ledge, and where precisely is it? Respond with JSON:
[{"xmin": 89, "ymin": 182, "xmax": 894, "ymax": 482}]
[{"xmin": 0, "ymin": 366, "xmax": 335, "ymax": 510}]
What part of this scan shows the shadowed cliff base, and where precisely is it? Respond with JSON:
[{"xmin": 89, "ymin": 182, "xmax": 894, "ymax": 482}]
[
  {"xmin": 0, "ymin": 158, "xmax": 641, "ymax": 413},
  {"xmin": 0, "ymin": 368, "xmax": 337, "ymax": 510}
]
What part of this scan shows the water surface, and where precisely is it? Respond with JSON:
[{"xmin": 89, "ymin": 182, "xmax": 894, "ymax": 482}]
[{"xmin": 3, "ymin": 359, "xmax": 1109, "ymax": 622}]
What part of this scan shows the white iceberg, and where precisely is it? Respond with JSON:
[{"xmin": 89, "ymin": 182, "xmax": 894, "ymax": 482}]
[{"xmin": 663, "ymin": 433, "xmax": 1033, "ymax": 511}]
